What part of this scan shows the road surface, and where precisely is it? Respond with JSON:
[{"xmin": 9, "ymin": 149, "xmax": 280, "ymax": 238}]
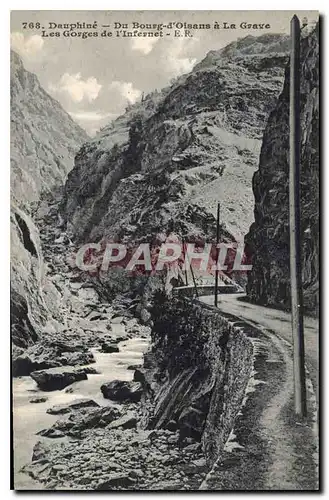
[{"xmin": 200, "ymin": 293, "xmax": 319, "ymax": 399}]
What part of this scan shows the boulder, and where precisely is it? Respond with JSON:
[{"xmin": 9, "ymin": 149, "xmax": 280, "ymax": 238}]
[
  {"xmin": 133, "ymin": 369, "xmax": 145, "ymax": 384},
  {"xmin": 13, "ymin": 354, "xmax": 59, "ymax": 377},
  {"xmin": 38, "ymin": 428, "xmax": 65, "ymax": 438},
  {"xmin": 48, "ymin": 339, "xmax": 87, "ymax": 354},
  {"xmin": 46, "ymin": 398, "xmax": 100, "ymax": 415},
  {"xmin": 12, "ymin": 338, "xmax": 95, "ymax": 377},
  {"xmin": 107, "ymin": 413, "xmax": 137, "ymax": 430},
  {"xmin": 167, "ymin": 434, "xmax": 180, "ymax": 445},
  {"xmin": 32, "ymin": 441, "xmax": 48, "ymax": 462},
  {"xmin": 39, "ymin": 406, "xmax": 121, "ymax": 437},
  {"xmin": 81, "ymin": 366, "xmax": 99, "ymax": 375},
  {"xmin": 29, "ymin": 396, "xmax": 48, "ymax": 404},
  {"xmin": 101, "ymin": 342, "xmax": 119, "ymax": 353},
  {"xmin": 30, "ymin": 367, "xmax": 89, "ymax": 391},
  {"xmin": 101, "ymin": 380, "xmax": 143, "ymax": 402},
  {"xmin": 127, "ymin": 364, "xmax": 142, "ymax": 371},
  {"xmin": 181, "ymin": 458, "xmax": 207, "ymax": 474}
]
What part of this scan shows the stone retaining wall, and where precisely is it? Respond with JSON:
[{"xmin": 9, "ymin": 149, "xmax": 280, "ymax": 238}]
[{"xmin": 144, "ymin": 294, "xmax": 254, "ymax": 467}]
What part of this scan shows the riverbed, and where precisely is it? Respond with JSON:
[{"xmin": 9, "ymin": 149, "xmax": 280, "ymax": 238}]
[{"xmin": 13, "ymin": 337, "xmax": 149, "ymax": 490}]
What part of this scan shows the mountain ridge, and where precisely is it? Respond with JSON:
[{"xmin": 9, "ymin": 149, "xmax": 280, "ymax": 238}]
[
  {"xmin": 11, "ymin": 49, "xmax": 89, "ymax": 210},
  {"xmin": 61, "ymin": 33, "xmax": 290, "ymax": 249},
  {"xmin": 11, "ymin": 50, "xmax": 88, "ymax": 348}
]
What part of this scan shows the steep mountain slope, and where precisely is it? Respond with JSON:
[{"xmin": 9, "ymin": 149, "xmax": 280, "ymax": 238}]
[
  {"xmin": 62, "ymin": 34, "xmax": 290, "ymax": 248},
  {"xmin": 11, "ymin": 51, "xmax": 88, "ymax": 348},
  {"xmin": 11, "ymin": 50, "xmax": 89, "ymax": 207},
  {"xmin": 245, "ymin": 26, "xmax": 319, "ymax": 313}
]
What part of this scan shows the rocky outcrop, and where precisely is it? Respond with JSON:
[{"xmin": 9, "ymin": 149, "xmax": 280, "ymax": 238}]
[
  {"xmin": 13, "ymin": 337, "xmax": 95, "ymax": 377},
  {"xmin": 11, "ymin": 207, "xmax": 49, "ymax": 349},
  {"xmin": 46, "ymin": 399, "xmax": 100, "ymax": 415},
  {"xmin": 10, "ymin": 51, "xmax": 88, "ymax": 349},
  {"xmin": 107, "ymin": 414, "xmax": 137, "ymax": 430},
  {"xmin": 30, "ymin": 366, "xmax": 95, "ymax": 391},
  {"xmin": 61, "ymin": 34, "xmax": 290, "ymax": 251},
  {"xmin": 39, "ymin": 405, "xmax": 122, "ymax": 437},
  {"xmin": 11, "ymin": 50, "xmax": 88, "ymax": 207},
  {"xmin": 141, "ymin": 293, "xmax": 253, "ymax": 466},
  {"xmin": 24, "ymin": 426, "xmax": 206, "ymax": 490},
  {"xmin": 245, "ymin": 26, "xmax": 319, "ymax": 313},
  {"xmin": 29, "ymin": 396, "xmax": 48, "ymax": 404}
]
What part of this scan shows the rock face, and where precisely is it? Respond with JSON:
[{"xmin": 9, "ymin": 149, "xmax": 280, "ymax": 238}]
[
  {"xmin": 11, "ymin": 209, "xmax": 46, "ymax": 350},
  {"xmin": 10, "ymin": 50, "xmax": 88, "ymax": 349},
  {"xmin": 107, "ymin": 413, "xmax": 137, "ymax": 430},
  {"xmin": 101, "ymin": 341, "xmax": 119, "ymax": 353},
  {"xmin": 245, "ymin": 26, "xmax": 319, "ymax": 313},
  {"xmin": 61, "ymin": 34, "xmax": 289, "ymax": 248},
  {"xmin": 11, "ymin": 50, "xmax": 88, "ymax": 207},
  {"xmin": 141, "ymin": 294, "xmax": 253, "ymax": 466}
]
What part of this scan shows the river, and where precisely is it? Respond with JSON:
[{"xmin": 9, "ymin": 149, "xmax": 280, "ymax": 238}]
[{"xmin": 13, "ymin": 336, "xmax": 149, "ymax": 490}]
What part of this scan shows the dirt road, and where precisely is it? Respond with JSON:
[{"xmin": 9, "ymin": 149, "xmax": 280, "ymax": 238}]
[{"xmin": 200, "ymin": 294, "xmax": 319, "ymax": 399}]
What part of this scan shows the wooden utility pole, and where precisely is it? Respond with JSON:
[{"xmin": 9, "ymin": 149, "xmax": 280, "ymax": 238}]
[
  {"xmin": 182, "ymin": 239, "xmax": 188, "ymax": 286},
  {"xmin": 214, "ymin": 202, "xmax": 220, "ymax": 307},
  {"xmin": 190, "ymin": 257, "xmax": 199, "ymax": 299},
  {"xmin": 289, "ymin": 15, "xmax": 307, "ymax": 417}
]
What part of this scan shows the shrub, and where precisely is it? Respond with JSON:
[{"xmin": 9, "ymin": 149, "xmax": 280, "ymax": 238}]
[{"xmin": 150, "ymin": 292, "xmax": 209, "ymax": 377}]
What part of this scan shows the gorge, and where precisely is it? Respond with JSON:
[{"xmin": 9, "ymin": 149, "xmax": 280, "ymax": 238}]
[{"xmin": 11, "ymin": 25, "xmax": 319, "ymax": 491}]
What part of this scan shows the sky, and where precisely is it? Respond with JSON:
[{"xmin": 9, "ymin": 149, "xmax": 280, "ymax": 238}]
[{"xmin": 11, "ymin": 10, "xmax": 318, "ymax": 136}]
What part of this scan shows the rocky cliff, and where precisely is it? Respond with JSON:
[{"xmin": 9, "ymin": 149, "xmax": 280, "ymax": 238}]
[
  {"xmin": 140, "ymin": 293, "xmax": 253, "ymax": 467},
  {"xmin": 11, "ymin": 50, "xmax": 89, "ymax": 207},
  {"xmin": 245, "ymin": 26, "xmax": 319, "ymax": 314},
  {"xmin": 11, "ymin": 51, "xmax": 88, "ymax": 348},
  {"xmin": 61, "ymin": 34, "xmax": 290, "ymax": 251}
]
